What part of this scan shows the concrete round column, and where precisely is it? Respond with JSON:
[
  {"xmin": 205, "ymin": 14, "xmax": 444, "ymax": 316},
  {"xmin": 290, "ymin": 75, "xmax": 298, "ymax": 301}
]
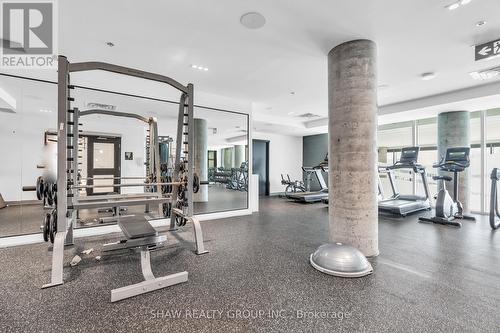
[
  {"xmin": 234, "ymin": 145, "xmax": 246, "ymax": 167},
  {"xmin": 223, "ymin": 147, "xmax": 234, "ymax": 169},
  {"xmin": 328, "ymin": 40, "xmax": 379, "ymax": 257},
  {"xmin": 437, "ymin": 111, "xmax": 470, "ymax": 212},
  {"xmin": 193, "ymin": 118, "xmax": 208, "ymax": 202}
]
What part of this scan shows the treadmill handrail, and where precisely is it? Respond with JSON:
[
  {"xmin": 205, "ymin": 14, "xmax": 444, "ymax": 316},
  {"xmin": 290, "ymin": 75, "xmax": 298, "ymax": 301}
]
[
  {"xmin": 489, "ymin": 167, "xmax": 500, "ymax": 230},
  {"xmin": 432, "ymin": 160, "xmax": 470, "ymax": 170},
  {"xmin": 386, "ymin": 162, "xmax": 426, "ymax": 173}
]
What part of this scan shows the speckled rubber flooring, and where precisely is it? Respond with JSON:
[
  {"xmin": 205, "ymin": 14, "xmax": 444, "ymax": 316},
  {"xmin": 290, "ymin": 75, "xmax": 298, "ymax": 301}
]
[{"xmin": 0, "ymin": 197, "xmax": 499, "ymax": 332}]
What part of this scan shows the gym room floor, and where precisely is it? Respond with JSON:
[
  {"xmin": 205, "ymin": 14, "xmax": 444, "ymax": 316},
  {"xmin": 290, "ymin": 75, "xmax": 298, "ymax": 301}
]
[{"xmin": 0, "ymin": 197, "xmax": 498, "ymax": 333}]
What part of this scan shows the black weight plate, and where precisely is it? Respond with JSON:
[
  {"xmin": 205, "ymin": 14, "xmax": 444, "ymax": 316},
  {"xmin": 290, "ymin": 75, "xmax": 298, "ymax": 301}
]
[
  {"xmin": 193, "ymin": 173, "xmax": 200, "ymax": 194},
  {"xmin": 49, "ymin": 209, "xmax": 57, "ymax": 243},
  {"xmin": 162, "ymin": 202, "xmax": 171, "ymax": 217},
  {"xmin": 46, "ymin": 184, "xmax": 54, "ymax": 206},
  {"xmin": 178, "ymin": 185, "xmax": 185, "ymax": 200},
  {"xmin": 175, "ymin": 215, "xmax": 184, "ymax": 227},
  {"xmin": 43, "ymin": 213, "xmax": 50, "ymax": 242},
  {"xmin": 36, "ymin": 177, "xmax": 43, "ymax": 200}
]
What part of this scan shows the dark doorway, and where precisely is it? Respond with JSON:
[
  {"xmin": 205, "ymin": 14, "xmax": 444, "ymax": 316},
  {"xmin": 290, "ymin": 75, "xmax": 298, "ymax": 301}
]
[
  {"xmin": 86, "ymin": 135, "xmax": 121, "ymax": 196},
  {"xmin": 252, "ymin": 139, "xmax": 269, "ymax": 196}
]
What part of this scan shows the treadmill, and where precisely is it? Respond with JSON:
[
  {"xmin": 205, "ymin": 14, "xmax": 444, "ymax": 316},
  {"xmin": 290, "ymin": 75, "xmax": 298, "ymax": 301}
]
[
  {"xmin": 378, "ymin": 147, "xmax": 431, "ymax": 216},
  {"xmin": 288, "ymin": 155, "xmax": 329, "ymax": 203}
]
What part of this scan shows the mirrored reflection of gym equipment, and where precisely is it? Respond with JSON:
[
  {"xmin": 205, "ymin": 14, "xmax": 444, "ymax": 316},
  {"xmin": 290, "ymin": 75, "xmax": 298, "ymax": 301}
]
[
  {"xmin": 489, "ymin": 168, "xmax": 500, "ymax": 230},
  {"xmin": 31, "ymin": 56, "xmax": 208, "ymax": 302},
  {"xmin": 208, "ymin": 161, "xmax": 249, "ymax": 192}
]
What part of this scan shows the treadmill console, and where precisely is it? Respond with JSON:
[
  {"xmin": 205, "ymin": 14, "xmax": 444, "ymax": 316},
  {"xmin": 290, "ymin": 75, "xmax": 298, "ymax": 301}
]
[
  {"xmin": 398, "ymin": 147, "xmax": 420, "ymax": 164},
  {"xmin": 445, "ymin": 147, "xmax": 470, "ymax": 163}
]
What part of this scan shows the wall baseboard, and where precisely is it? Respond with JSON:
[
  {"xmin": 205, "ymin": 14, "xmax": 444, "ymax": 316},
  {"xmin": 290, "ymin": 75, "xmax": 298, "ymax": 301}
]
[{"xmin": 5, "ymin": 200, "xmax": 39, "ymax": 206}]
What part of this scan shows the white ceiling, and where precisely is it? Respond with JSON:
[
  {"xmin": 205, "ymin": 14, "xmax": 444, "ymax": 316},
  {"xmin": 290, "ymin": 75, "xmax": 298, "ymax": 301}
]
[
  {"xmin": 3, "ymin": 0, "xmax": 500, "ymax": 136},
  {"xmin": 0, "ymin": 75, "xmax": 248, "ymax": 148}
]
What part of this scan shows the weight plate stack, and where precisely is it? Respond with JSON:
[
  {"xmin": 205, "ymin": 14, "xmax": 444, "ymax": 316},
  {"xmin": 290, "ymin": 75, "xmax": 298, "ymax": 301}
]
[{"xmin": 49, "ymin": 209, "xmax": 57, "ymax": 244}]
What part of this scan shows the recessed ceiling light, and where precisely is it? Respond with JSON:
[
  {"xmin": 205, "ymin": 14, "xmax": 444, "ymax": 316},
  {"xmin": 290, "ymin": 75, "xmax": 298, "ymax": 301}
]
[
  {"xmin": 469, "ymin": 67, "xmax": 500, "ymax": 80},
  {"xmin": 421, "ymin": 72, "xmax": 436, "ymax": 81},
  {"xmin": 445, "ymin": 0, "xmax": 472, "ymax": 10},
  {"xmin": 476, "ymin": 20, "xmax": 486, "ymax": 27},
  {"xmin": 287, "ymin": 111, "xmax": 295, "ymax": 115},
  {"xmin": 190, "ymin": 64, "xmax": 209, "ymax": 71},
  {"xmin": 378, "ymin": 84, "xmax": 389, "ymax": 89},
  {"xmin": 240, "ymin": 12, "xmax": 266, "ymax": 29},
  {"xmin": 105, "ymin": 42, "xmax": 115, "ymax": 47},
  {"xmin": 40, "ymin": 109, "xmax": 52, "ymax": 113}
]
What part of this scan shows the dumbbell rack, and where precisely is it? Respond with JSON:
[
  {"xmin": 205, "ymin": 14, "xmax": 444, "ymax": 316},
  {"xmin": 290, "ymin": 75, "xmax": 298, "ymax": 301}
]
[{"xmin": 43, "ymin": 56, "xmax": 207, "ymax": 291}]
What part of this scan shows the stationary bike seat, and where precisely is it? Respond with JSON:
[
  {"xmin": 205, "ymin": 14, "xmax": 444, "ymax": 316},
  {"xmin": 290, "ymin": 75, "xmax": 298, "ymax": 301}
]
[{"xmin": 432, "ymin": 175, "xmax": 453, "ymax": 182}]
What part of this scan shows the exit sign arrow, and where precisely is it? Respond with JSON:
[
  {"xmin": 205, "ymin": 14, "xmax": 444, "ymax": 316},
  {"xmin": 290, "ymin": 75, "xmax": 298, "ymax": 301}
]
[
  {"xmin": 478, "ymin": 46, "xmax": 492, "ymax": 57},
  {"xmin": 475, "ymin": 39, "xmax": 500, "ymax": 61}
]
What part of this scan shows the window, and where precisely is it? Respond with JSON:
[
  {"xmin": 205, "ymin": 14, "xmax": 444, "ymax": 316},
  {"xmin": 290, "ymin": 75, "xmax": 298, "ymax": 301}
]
[
  {"xmin": 378, "ymin": 122, "xmax": 414, "ymax": 197},
  {"xmin": 469, "ymin": 112, "xmax": 482, "ymax": 212},
  {"xmin": 486, "ymin": 109, "xmax": 500, "ymax": 211},
  {"xmin": 416, "ymin": 119, "xmax": 438, "ymax": 198},
  {"xmin": 208, "ymin": 150, "xmax": 217, "ymax": 169}
]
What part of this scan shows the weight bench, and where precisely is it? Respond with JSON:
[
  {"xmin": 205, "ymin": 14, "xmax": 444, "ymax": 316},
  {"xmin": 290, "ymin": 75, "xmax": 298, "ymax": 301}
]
[{"xmin": 102, "ymin": 217, "xmax": 188, "ymax": 302}]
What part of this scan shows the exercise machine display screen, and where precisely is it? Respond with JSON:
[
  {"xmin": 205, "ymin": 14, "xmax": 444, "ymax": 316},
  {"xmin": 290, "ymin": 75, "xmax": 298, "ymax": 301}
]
[
  {"xmin": 446, "ymin": 148, "xmax": 470, "ymax": 162},
  {"xmin": 399, "ymin": 147, "xmax": 419, "ymax": 163}
]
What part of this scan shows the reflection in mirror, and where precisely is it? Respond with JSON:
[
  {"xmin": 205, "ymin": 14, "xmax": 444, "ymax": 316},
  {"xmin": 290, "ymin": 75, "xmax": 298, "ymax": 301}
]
[
  {"xmin": 69, "ymin": 86, "xmax": 180, "ymax": 228},
  {"xmin": 193, "ymin": 107, "xmax": 248, "ymax": 214},
  {"xmin": 0, "ymin": 74, "xmax": 248, "ymax": 238},
  {"xmin": 0, "ymin": 75, "xmax": 57, "ymax": 237}
]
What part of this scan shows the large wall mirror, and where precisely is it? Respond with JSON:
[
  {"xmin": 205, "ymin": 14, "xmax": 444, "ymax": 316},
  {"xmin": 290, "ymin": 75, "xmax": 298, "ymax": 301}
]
[
  {"xmin": 0, "ymin": 74, "xmax": 248, "ymax": 238},
  {"xmin": 193, "ymin": 107, "xmax": 248, "ymax": 214}
]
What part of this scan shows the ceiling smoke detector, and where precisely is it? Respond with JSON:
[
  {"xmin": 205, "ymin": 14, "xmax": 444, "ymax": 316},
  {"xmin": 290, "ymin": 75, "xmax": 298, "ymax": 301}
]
[
  {"xmin": 240, "ymin": 12, "xmax": 266, "ymax": 29},
  {"xmin": 469, "ymin": 67, "xmax": 500, "ymax": 80},
  {"xmin": 421, "ymin": 72, "xmax": 436, "ymax": 81},
  {"xmin": 105, "ymin": 42, "xmax": 115, "ymax": 47}
]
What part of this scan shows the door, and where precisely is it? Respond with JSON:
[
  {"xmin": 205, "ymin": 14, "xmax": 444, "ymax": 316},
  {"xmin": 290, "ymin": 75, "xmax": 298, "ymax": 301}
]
[
  {"xmin": 87, "ymin": 136, "xmax": 121, "ymax": 196},
  {"xmin": 252, "ymin": 139, "xmax": 269, "ymax": 196}
]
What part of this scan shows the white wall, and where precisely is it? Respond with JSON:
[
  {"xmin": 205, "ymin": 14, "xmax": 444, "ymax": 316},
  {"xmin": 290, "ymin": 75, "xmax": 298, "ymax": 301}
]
[
  {"xmin": 0, "ymin": 113, "xmax": 148, "ymax": 201},
  {"xmin": 253, "ymin": 132, "xmax": 303, "ymax": 194}
]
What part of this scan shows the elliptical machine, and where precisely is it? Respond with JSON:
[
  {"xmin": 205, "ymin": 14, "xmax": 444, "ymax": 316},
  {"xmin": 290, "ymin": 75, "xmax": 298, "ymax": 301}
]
[
  {"xmin": 489, "ymin": 168, "xmax": 500, "ymax": 230},
  {"xmin": 419, "ymin": 147, "xmax": 476, "ymax": 227}
]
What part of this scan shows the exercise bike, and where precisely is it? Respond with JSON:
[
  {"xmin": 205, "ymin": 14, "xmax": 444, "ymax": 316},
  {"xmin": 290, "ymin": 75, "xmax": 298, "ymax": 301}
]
[
  {"xmin": 489, "ymin": 168, "xmax": 500, "ymax": 230},
  {"xmin": 419, "ymin": 147, "xmax": 476, "ymax": 227},
  {"xmin": 281, "ymin": 174, "xmax": 306, "ymax": 198}
]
